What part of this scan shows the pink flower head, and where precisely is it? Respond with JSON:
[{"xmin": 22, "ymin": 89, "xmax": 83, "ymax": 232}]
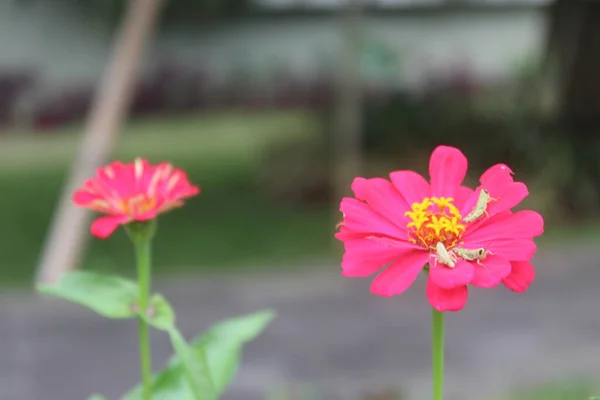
[
  {"xmin": 73, "ymin": 158, "xmax": 200, "ymax": 239},
  {"xmin": 335, "ymin": 145, "xmax": 543, "ymax": 312}
]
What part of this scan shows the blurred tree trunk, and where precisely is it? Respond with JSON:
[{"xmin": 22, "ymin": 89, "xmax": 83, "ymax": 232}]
[
  {"xmin": 332, "ymin": 0, "xmax": 364, "ymax": 205},
  {"xmin": 36, "ymin": 0, "xmax": 166, "ymax": 285},
  {"xmin": 545, "ymin": 0, "xmax": 600, "ymax": 216}
]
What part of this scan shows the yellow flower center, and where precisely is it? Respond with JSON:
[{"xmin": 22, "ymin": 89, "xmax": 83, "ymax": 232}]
[
  {"xmin": 404, "ymin": 197, "xmax": 466, "ymax": 250},
  {"xmin": 119, "ymin": 194, "xmax": 157, "ymax": 216}
]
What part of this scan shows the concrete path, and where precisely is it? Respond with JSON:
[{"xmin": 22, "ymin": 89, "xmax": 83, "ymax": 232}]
[{"xmin": 1, "ymin": 241, "xmax": 599, "ymax": 400}]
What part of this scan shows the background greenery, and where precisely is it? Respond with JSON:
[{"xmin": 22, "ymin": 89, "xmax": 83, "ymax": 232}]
[
  {"xmin": 0, "ymin": 110, "xmax": 334, "ymax": 284},
  {"xmin": 0, "ymin": 108, "xmax": 595, "ymax": 286}
]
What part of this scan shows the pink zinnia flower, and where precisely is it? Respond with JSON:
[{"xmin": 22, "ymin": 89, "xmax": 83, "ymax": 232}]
[
  {"xmin": 73, "ymin": 158, "xmax": 200, "ymax": 239},
  {"xmin": 335, "ymin": 145, "xmax": 543, "ymax": 312}
]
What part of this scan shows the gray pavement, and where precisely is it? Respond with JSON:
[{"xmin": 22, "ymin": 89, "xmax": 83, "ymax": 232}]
[{"xmin": 1, "ymin": 241, "xmax": 600, "ymax": 400}]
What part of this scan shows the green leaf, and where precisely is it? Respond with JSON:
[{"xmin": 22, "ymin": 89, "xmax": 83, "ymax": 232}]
[
  {"xmin": 193, "ymin": 309, "xmax": 275, "ymax": 396},
  {"xmin": 121, "ymin": 331, "xmax": 215, "ymax": 400},
  {"xmin": 168, "ymin": 328, "xmax": 215, "ymax": 400},
  {"xmin": 121, "ymin": 310, "xmax": 275, "ymax": 400},
  {"xmin": 136, "ymin": 295, "xmax": 214, "ymax": 397},
  {"xmin": 121, "ymin": 364, "xmax": 192, "ymax": 400},
  {"xmin": 137, "ymin": 294, "xmax": 176, "ymax": 331},
  {"xmin": 37, "ymin": 271, "xmax": 138, "ymax": 319}
]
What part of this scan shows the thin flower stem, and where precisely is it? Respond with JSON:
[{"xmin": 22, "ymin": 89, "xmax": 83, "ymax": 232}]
[
  {"xmin": 134, "ymin": 239, "xmax": 153, "ymax": 400},
  {"xmin": 432, "ymin": 308, "xmax": 445, "ymax": 400}
]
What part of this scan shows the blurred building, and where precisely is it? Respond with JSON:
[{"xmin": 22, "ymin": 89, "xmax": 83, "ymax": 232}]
[{"xmin": 0, "ymin": 0, "xmax": 551, "ymax": 129}]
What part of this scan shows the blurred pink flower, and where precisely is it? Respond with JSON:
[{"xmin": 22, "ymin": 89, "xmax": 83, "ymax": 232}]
[
  {"xmin": 73, "ymin": 158, "xmax": 199, "ymax": 239},
  {"xmin": 335, "ymin": 145, "xmax": 543, "ymax": 312}
]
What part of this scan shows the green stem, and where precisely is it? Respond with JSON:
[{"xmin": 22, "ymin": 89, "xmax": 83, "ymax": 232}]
[
  {"xmin": 432, "ymin": 308, "xmax": 445, "ymax": 400},
  {"xmin": 134, "ymin": 239, "xmax": 153, "ymax": 400}
]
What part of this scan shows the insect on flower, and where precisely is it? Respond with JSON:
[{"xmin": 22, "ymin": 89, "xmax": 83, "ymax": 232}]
[
  {"xmin": 334, "ymin": 145, "xmax": 544, "ymax": 312},
  {"xmin": 435, "ymin": 242, "xmax": 457, "ymax": 268},
  {"xmin": 463, "ymin": 189, "xmax": 493, "ymax": 223},
  {"xmin": 452, "ymin": 247, "xmax": 491, "ymax": 265}
]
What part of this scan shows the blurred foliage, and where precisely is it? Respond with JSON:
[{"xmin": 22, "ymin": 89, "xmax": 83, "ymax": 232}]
[
  {"xmin": 0, "ymin": 109, "xmax": 596, "ymax": 287},
  {"xmin": 504, "ymin": 379, "xmax": 597, "ymax": 400},
  {"xmin": 356, "ymin": 53, "xmax": 598, "ymax": 222},
  {"xmin": 0, "ymin": 111, "xmax": 333, "ymax": 285},
  {"xmin": 264, "ymin": 379, "xmax": 598, "ymax": 400},
  {"xmin": 256, "ymin": 122, "xmax": 332, "ymax": 206},
  {"xmin": 360, "ymin": 34, "xmax": 405, "ymax": 85},
  {"xmin": 363, "ymin": 90, "xmax": 543, "ymax": 174},
  {"xmin": 16, "ymin": 0, "xmax": 253, "ymax": 27},
  {"xmin": 362, "ymin": 65, "xmax": 545, "ymax": 174}
]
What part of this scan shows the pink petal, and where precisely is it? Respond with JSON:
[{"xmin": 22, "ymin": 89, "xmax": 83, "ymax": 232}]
[
  {"xmin": 428, "ymin": 145, "xmax": 468, "ymax": 198},
  {"xmin": 159, "ymin": 167, "xmax": 200, "ymax": 202},
  {"xmin": 169, "ymin": 183, "xmax": 200, "ymax": 200},
  {"xmin": 476, "ymin": 238, "xmax": 537, "ymax": 261},
  {"xmin": 470, "ymin": 254, "xmax": 512, "ymax": 288},
  {"xmin": 426, "ymin": 279, "xmax": 469, "ymax": 312},
  {"xmin": 97, "ymin": 161, "xmax": 137, "ymax": 198},
  {"xmin": 460, "ymin": 182, "xmax": 525, "ymax": 221},
  {"xmin": 486, "ymin": 182, "xmax": 529, "ymax": 216},
  {"xmin": 74, "ymin": 160, "xmax": 199, "ymax": 222},
  {"xmin": 72, "ymin": 190, "xmax": 99, "ymax": 206},
  {"xmin": 464, "ymin": 210, "xmax": 544, "ymax": 243},
  {"xmin": 429, "ymin": 258, "xmax": 475, "ymax": 289},
  {"xmin": 334, "ymin": 226, "xmax": 364, "ymax": 240},
  {"xmin": 460, "ymin": 186, "xmax": 484, "ymax": 217},
  {"xmin": 503, "ymin": 260, "xmax": 535, "ymax": 293},
  {"xmin": 389, "ymin": 170, "xmax": 430, "ymax": 207},
  {"xmin": 340, "ymin": 198, "xmax": 406, "ymax": 239},
  {"xmin": 134, "ymin": 209, "xmax": 159, "ymax": 222},
  {"xmin": 475, "ymin": 163, "xmax": 529, "ymax": 216},
  {"xmin": 351, "ymin": 177, "xmax": 410, "ymax": 228},
  {"xmin": 370, "ymin": 251, "xmax": 429, "ymax": 297},
  {"xmin": 480, "ymin": 163, "xmax": 514, "ymax": 188},
  {"xmin": 340, "ymin": 237, "xmax": 419, "ymax": 277},
  {"xmin": 90, "ymin": 215, "xmax": 131, "ymax": 239},
  {"xmin": 455, "ymin": 186, "xmax": 475, "ymax": 210},
  {"xmin": 365, "ymin": 235, "xmax": 423, "ymax": 250}
]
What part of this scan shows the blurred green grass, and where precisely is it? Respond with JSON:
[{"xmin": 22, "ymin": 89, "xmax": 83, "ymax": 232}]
[
  {"xmin": 266, "ymin": 379, "xmax": 598, "ymax": 399},
  {"xmin": 501, "ymin": 379, "xmax": 598, "ymax": 400},
  {"xmin": 0, "ymin": 110, "xmax": 335, "ymax": 285}
]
